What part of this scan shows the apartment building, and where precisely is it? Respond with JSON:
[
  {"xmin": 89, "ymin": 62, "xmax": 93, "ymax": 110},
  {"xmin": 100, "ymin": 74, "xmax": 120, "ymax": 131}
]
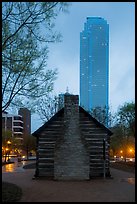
[{"xmin": 2, "ymin": 111, "xmax": 24, "ymax": 142}]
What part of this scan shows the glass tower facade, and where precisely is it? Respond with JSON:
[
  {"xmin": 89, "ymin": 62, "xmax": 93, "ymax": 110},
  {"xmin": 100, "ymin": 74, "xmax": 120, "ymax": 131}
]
[{"xmin": 80, "ymin": 17, "xmax": 109, "ymax": 114}]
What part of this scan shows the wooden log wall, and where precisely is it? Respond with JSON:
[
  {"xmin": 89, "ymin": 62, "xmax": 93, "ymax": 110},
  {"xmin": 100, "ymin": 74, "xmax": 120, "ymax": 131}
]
[
  {"xmin": 79, "ymin": 111, "xmax": 110, "ymax": 177},
  {"xmin": 36, "ymin": 116, "xmax": 64, "ymax": 178},
  {"xmin": 35, "ymin": 108, "xmax": 111, "ymax": 179}
]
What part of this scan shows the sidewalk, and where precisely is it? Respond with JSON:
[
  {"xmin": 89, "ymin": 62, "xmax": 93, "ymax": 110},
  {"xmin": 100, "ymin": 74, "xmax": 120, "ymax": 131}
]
[{"xmin": 2, "ymin": 168, "xmax": 135, "ymax": 202}]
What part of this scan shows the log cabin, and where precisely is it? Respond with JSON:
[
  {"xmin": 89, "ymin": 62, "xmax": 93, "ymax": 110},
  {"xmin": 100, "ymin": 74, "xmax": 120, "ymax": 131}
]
[{"xmin": 32, "ymin": 94, "xmax": 113, "ymax": 180}]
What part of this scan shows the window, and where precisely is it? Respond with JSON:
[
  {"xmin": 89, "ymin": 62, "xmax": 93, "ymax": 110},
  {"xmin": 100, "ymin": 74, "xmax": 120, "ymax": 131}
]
[
  {"xmin": 14, "ymin": 116, "xmax": 22, "ymax": 120},
  {"xmin": 14, "ymin": 128, "xmax": 23, "ymax": 133},
  {"xmin": 13, "ymin": 122, "xmax": 23, "ymax": 127}
]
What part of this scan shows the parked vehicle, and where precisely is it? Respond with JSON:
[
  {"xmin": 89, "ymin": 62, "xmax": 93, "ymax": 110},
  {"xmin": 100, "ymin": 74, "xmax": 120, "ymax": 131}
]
[{"xmin": 126, "ymin": 158, "xmax": 135, "ymax": 162}]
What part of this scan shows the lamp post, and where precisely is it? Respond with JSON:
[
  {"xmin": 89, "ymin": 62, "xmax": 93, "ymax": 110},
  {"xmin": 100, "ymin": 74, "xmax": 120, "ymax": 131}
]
[
  {"xmin": 5, "ymin": 148, "xmax": 9, "ymax": 162},
  {"xmin": 129, "ymin": 148, "xmax": 135, "ymax": 158},
  {"xmin": 7, "ymin": 140, "xmax": 11, "ymax": 162},
  {"xmin": 2, "ymin": 147, "xmax": 4, "ymax": 161},
  {"xmin": 120, "ymin": 150, "xmax": 123, "ymax": 161}
]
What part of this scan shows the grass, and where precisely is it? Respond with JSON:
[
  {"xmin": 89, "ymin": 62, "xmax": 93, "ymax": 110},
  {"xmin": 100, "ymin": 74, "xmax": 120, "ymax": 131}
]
[
  {"xmin": 2, "ymin": 181, "xmax": 22, "ymax": 202},
  {"xmin": 110, "ymin": 161, "xmax": 135, "ymax": 173}
]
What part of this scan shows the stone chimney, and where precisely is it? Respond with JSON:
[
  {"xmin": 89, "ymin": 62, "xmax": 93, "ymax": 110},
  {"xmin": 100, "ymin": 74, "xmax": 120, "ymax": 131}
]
[
  {"xmin": 64, "ymin": 94, "xmax": 79, "ymax": 126},
  {"xmin": 54, "ymin": 94, "xmax": 90, "ymax": 180}
]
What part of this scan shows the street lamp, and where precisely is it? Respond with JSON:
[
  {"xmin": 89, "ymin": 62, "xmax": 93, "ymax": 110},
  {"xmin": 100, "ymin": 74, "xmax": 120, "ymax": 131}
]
[
  {"xmin": 120, "ymin": 150, "xmax": 123, "ymax": 161},
  {"xmin": 127, "ymin": 147, "xmax": 135, "ymax": 160},
  {"xmin": 4, "ymin": 148, "xmax": 9, "ymax": 162},
  {"xmin": 7, "ymin": 140, "xmax": 11, "ymax": 145},
  {"xmin": 7, "ymin": 140, "xmax": 11, "ymax": 162}
]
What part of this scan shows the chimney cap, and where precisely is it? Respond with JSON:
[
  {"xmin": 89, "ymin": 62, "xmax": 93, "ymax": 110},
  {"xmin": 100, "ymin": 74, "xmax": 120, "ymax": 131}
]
[{"xmin": 64, "ymin": 86, "xmax": 71, "ymax": 95}]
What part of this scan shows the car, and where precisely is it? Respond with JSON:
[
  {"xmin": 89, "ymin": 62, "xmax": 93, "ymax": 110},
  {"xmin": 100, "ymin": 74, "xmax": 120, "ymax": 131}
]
[{"xmin": 126, "ymin": 158, "xmax": 135, "ymax": 162}]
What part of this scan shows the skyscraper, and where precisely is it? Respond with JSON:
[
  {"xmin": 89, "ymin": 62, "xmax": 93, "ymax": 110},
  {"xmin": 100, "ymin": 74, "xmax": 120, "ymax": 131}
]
[
  {"xmin": 80, "ymin": 17, "xmax": 109, "ymax": 113},
  {"xmin": 18, "ymin": 108, "xmax": 31, "ymax": 138},
  {"xmin": 2, "ymin": 111, "xmax": 23, "ymax": 141}
]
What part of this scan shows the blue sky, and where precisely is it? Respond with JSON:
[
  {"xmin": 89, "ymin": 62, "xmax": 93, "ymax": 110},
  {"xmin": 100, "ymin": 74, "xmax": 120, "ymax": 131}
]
[{"xmin": 31, "ymin": 2, "xmax": 135, "ymax": 132}]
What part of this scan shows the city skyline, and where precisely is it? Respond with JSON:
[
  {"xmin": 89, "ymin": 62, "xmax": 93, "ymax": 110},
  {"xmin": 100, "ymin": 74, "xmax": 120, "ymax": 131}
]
[
  {"xmin": 5, "ymin": 2, "xmax": 134, "ymax": 133},
  {"xmin": 31, "ymin": 2, "xmax": 134, "ymax": 133},
  {"xmin": 80, "ymin": 17, "xmax": 109, "ymax": 112}
]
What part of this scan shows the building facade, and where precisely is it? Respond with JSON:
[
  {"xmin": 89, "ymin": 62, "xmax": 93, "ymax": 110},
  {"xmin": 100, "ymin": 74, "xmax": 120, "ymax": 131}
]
[
  {"xmin": 2, "ymin": 111, "xmax": 24, "ymax": 142},
  {"xmin": 2, "ymin": 108, "xmax": 31, "ymax": 141},
  {"xmin": 80, "ymin": 17, "xmax": 109, "ymax": 113},
  {"xmin": 18, "ymin": 108, "xmax": 31, "ymax": 139}
]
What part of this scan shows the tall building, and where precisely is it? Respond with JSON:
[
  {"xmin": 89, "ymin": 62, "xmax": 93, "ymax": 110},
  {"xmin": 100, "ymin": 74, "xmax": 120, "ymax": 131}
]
[
  {"xmin": 18, "ymin": 108, "xmax": 31, "ymax": 138},
  {"xmin": 2, "ymin": 111, "xmax": 24, "ymax": 142},
  {"xmin": 2, "ymin": 108, "xmax": 31, "ymax": 140},
  {"xmin": 80, "ymin": 17, "xmax": 109, "ymax": 114}
]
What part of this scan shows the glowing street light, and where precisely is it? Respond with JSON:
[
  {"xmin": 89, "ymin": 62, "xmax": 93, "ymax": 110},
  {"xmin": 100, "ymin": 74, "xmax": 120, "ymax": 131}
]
[
  {"xmin": 7, "ymin": 141, "xmax": 11, "ymax": 145},
  {"xmin": 128, "ymin": 148, "xmax": 135, "ymax": 158},
  {"xmin": 7, "ymin": 141, "xmax": 12, "ymax": 162}
]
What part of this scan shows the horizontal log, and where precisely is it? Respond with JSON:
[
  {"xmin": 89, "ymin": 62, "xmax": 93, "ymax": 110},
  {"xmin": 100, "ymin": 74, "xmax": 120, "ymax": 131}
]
[
  {"xmin": 38, "ymin": 172, "xmax": 54, "ymax": 176},
  {"xmin": 39, "ymin": 165, "xmax": 54, "ymax": 168},
  {"xmin": 39, "ymin": 141, "xmax": 55, "ymax": 144},
  {"xmin": 38, "ymin": 144, "xmax": 55, "ymax": 148}
]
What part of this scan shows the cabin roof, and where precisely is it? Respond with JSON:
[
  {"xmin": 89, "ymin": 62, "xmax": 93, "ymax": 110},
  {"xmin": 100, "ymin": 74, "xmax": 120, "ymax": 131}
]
[{"xmin": 32, "ymin": 106, "xmax": 113, "ymax": 137}]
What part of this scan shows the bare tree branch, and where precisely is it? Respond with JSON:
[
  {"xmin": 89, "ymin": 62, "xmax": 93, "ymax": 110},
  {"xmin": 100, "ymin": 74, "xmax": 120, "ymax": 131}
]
[{"xmin": 2, "ymin": 2, "xmax": 70, "ymax": 111}]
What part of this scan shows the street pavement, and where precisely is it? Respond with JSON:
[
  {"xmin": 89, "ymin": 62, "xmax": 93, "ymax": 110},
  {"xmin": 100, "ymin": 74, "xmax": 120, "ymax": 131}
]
[{"xmin": 2, "ymin": 164, "xmax": 135, "ymax": 202}]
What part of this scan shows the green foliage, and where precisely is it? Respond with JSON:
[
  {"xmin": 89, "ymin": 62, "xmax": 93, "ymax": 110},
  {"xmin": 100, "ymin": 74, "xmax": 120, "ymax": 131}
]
[
  {"xmin": 89, "ymin": 105, "xmax": 113, "ymax": 127},
  {"xmin": 110, "ymin": 102, "xmax": 135, "ymax": 157},
  {"xmin": 21, "ymin": 135, "xmax": 36, "ymax": 159},
  {"xmin": 110, "ymin": 125, "xmax": 124, "ymax": 155},
  {"xmin": 117, "ymin": 102, "xmax": 135, "ymax": 137},
  {"xmin": 2, "ymin": 129, "xmax": 15, "ymax": 160},
  {"xmin": 2, "ymin": 2, "xmax": 70, "ymax": 112},
  {"xmin": 2, "ymin": 129, "xmax": 13, "ymax": 147}
]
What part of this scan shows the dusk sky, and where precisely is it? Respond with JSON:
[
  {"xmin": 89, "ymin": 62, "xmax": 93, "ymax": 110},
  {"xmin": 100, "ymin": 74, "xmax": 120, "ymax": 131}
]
[{"xmin": 32, "ymin": 2, "xmax": 135, "ymax": 133}]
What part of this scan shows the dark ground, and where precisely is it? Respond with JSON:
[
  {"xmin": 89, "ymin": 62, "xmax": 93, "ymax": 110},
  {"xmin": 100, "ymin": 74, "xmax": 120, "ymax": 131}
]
[
  {"xmin": 2, "ymin": 162, "xmax": 135, "ymax": 202},
  {"xmin": 23, "ymin": 160, "xmax": 135, "ymax": 173},
  {"xmin": 2, "ymin": 182, "xmax": 22, "ymax": 202},
  {"xmin": 110, "ymin": 161, "xmax": 135, "ymax": 173}
]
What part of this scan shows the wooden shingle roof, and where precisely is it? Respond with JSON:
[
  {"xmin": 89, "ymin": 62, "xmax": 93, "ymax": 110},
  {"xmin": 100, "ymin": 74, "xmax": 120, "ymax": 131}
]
[{"xmin": 32, "ymin": 106, "xmax": 113, "ymax": 137}]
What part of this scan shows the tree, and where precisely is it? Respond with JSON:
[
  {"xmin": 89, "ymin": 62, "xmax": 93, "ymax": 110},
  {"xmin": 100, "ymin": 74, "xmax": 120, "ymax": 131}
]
[
  {"xmin": 109, "ymin": 101, "xmax": 135, "ymax": 161},
  {"xmin": 2, "ymin": 129, "xmax": 14, "ymax": 162},
  {"xmin": 89, "ymin": 105, "xmax": 113, "ymax": 127},
  {"xmin": 21, "ymin": 135, "xmax": 36, "ymax": 160},
  {"xmin": 2, "ymin": 2, "xmax": 70, "ymax": 112},
  {"xmin": 117, "ymin": 102, "xmax": 135, "ymax": 137},
  {"xmin": 109, "ymin": 125, "xmax": 124, "ymax": 157},
  {"xmin": 36, "ymin": 94, "xmax": 59, "ymax": 122},
  {"xmin": 2, "ymin": 129, "xmax": 13, "ymax": 146}
]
